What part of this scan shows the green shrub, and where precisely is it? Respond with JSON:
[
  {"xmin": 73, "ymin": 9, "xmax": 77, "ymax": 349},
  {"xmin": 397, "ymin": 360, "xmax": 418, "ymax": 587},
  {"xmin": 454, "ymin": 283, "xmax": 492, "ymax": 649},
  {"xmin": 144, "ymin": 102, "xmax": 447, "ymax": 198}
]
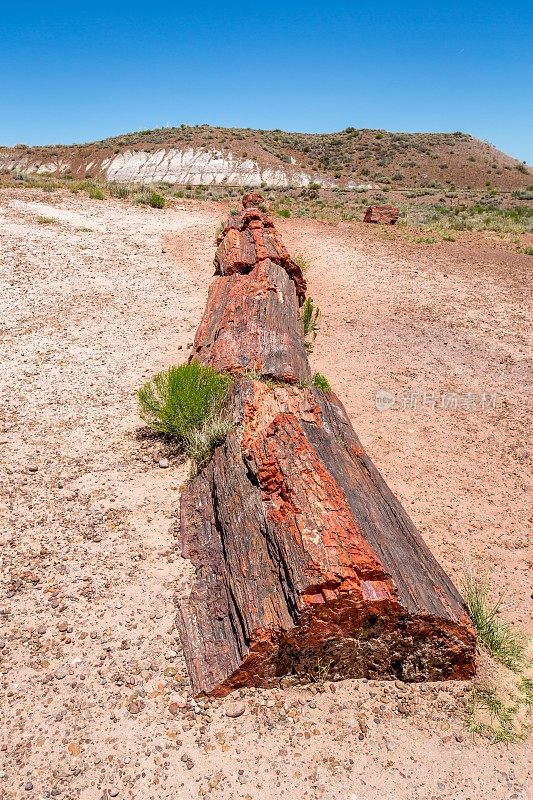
[
  {"xmin": 137, "ymin": 363, "xmax": 232, "ymax": 470},
  {"xmin": 312, "ymin": 372, "xmax": 331, "ymax": 390},
  {"xmin": 521, "ymin": 246, "xmax": 533, "ymax": 255},
  {"xmin": 302, "ymin": 298, "xmax": 320, "ymax": 351},
  {"xmin": 277, "ymin": 208, "xmax": 291, "ymax": 218},
  {"xmin": 148, "ymin": 192, "xmax": 165, "ymax": 208},
  {"xmin": 84, "ymin": 183, "xmax": 104, "ymax": 200}
]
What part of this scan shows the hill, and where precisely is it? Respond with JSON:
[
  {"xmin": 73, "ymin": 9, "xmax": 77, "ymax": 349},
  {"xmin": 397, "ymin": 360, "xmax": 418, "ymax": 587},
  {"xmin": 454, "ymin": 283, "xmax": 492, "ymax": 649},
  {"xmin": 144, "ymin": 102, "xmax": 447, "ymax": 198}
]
[{"xmin": 0, "ymin": 125, "xmax": 530, "ymax": 189}]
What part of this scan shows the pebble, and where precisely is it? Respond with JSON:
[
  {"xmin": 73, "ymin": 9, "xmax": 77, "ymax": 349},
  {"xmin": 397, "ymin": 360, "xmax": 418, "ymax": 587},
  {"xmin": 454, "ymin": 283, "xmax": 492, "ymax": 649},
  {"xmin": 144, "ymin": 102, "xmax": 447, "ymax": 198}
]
[
  {"xmin": 108, "ymin": 789, "xmax": 119, "ymax": 798},
  {"xmin": 28, "ymin": 466, "xmax": 38, "ymax": 473},
  {"xmin": 54, "ymin": 669, "xmax": 67, "ymax": 680},
  {"xmin": 384, "ymin": 737, "xmax": 397, "ymax": 752},
  {"xmin": 225, "ymin": 701, "xmax": 245, "ymax": 718},
  {"xmin": 24, "ymin": 782, "xmax": 33, "ymax": 791},
  {"xmin": 158, "ymin": 458, "xmax": 169, "ymax": 469}
]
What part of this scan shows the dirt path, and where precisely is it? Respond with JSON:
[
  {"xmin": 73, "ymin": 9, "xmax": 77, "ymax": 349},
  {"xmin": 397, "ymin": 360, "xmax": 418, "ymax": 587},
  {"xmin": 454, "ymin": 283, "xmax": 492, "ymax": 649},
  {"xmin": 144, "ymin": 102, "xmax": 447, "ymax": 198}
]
[{"xmin": 1, "ymin": 190, "xmax": 531, "ymax": 799}]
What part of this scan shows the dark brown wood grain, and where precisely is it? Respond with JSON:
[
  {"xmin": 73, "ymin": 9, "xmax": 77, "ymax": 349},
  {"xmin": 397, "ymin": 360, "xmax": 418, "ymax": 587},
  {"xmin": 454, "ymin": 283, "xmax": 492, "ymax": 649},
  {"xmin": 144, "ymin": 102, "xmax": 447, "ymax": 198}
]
[{"xmin": 176, "ymin": 379, "xmax": 476, "ymax": 697}]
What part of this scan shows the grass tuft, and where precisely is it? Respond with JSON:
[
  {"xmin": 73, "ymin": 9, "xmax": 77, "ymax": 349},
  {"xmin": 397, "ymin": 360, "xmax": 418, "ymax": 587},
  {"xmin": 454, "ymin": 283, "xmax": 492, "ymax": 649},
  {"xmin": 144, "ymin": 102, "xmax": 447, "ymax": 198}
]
[
  {"xmin": 312, "ymin": 372, "xmax": 331, "ymax": 391},
  {"xmin": 137, "ymin": 363, "xmax": 232, "ymax": 471},
  {"xmin": 463, "ymin": 573, "xmax": 528, "ymax": 672},
  {"xmin": 36, "ymin": 215, "xmax": 56, "ymax": 224},
  {"xmin": 302, "ymin": 298, "xmax": 320, "ymax": 351}
]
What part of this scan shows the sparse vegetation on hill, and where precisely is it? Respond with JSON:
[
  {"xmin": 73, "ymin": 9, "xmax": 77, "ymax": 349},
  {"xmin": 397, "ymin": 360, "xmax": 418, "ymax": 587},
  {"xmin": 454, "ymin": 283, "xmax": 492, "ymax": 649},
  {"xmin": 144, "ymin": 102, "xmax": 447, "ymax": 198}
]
[{"xmin": 1, "ymin": 123, "xmax": 530, "ymax": 191}]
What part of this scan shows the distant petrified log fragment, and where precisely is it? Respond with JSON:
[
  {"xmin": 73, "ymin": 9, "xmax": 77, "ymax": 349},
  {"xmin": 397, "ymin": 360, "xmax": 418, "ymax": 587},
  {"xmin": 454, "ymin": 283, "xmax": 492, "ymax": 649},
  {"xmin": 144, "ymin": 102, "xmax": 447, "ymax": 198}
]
[
  {"xmin": 364, "ymin": 205, "xmax": 399, "ymax": 225},
  {"xmin": 214, "ymin": 195, "xmax": 306, "ymax": 301},
  {"xmin": 189, "ymin": 259, "xmax": 311, "ymax": 384},
  {"xmin": 176, "ymin": 379, "xmax": 476, "ymax": 697}
]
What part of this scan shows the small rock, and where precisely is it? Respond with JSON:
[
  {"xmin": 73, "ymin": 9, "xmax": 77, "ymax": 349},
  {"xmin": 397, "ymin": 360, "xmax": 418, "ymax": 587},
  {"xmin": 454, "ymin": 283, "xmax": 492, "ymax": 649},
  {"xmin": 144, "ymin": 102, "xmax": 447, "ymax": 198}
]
[
  {"xmin": 225, "ymin": 701, "xmax": 245, "ymax": 718},
  {"xmin": 28, "ymin": 466, "xmax": 38, "ymax": 473},
  {"xmin": 54, "ymin": 669, "xmax": 66, "ymax": 680},
  {"xmin": 108, "ymin": 789, "xmax": 119, "ymax": 798},
  {"xmin": 158, "ymin": 458, "xmax": 169, "ymax": 469},
  {"xmin": 384, "ymin": 737, "xmax": 396, "ymax": 752},
  {"xmin": 24, "ymin": 782, "xmax": 33, "ymax": 791}
]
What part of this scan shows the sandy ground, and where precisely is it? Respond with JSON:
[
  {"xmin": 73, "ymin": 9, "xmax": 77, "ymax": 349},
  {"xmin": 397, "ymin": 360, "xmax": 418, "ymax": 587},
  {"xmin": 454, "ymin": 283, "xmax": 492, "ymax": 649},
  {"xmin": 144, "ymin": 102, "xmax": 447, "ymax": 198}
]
[{"xmin": 0, "ymin": 189, "xmax": 531, "ymax": 800}]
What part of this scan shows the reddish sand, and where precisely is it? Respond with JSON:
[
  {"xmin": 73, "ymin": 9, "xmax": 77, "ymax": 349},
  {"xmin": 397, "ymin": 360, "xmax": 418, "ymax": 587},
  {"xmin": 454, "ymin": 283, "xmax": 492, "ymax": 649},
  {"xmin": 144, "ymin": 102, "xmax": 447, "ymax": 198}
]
[{"xmin": 0, "ymin": 189, "xmax": 531, "ymax": 799}]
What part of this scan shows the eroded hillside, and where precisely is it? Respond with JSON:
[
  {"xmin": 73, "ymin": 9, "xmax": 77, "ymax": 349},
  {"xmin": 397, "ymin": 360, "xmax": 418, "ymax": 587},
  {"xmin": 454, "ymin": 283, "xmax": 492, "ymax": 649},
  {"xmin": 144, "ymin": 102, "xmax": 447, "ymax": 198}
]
[{"xmin": 1, "ymin": 125, "xmax": 530, "ymax": 189}]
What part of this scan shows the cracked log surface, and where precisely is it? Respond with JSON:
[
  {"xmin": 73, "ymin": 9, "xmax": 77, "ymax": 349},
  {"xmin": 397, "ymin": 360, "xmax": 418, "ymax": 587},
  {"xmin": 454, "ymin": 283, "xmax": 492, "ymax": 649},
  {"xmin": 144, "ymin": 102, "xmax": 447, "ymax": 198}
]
[
  {"xmin": 189, "ymin": 258, "xmax": 311, "ymax": 384},
  {"xmin": 177, "ymin": 379, "xmax": 476, "ymax": 697},
  {"xmin": 213, "ymin": 195, "xmax": 307, "ymax": 302}
]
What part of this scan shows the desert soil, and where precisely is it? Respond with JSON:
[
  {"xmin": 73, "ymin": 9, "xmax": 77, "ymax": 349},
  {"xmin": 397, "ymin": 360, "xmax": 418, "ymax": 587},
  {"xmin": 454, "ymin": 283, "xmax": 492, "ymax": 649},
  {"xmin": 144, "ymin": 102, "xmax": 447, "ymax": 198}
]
[{"xmin": 0, "ymin": 189, "xmax": 531, "ymax": 800}]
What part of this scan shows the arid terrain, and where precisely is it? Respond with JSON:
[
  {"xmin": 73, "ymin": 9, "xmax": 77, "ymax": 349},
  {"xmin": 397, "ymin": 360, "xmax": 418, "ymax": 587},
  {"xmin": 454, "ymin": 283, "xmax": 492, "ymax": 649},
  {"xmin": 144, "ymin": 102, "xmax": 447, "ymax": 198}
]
[
  {"xmin": 1, "ymin": 188, "xmax": 532, "ymax": 799},
  {"xmin": 1, "ymin": 124, "xmax": 531, "ymax": 190}
]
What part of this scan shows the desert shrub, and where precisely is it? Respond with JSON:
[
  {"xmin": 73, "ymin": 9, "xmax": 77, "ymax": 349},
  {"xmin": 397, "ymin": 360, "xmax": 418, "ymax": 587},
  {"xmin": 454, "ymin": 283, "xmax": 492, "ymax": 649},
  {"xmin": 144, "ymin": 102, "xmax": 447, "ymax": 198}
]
[
  {"xmin": 137, "ymin": 363, "xmax": 232, "ymax": 469},
  {"xmin": 521, "ymin": 246, "xmax": 533, "ymax": 255},
  {"xmin": 277, "ymin": 208, "xmax": 291, "ymax": 218},
  {"xmin": 301, "ymin": 298, "xmax": 320, "ymax": 351},
  {"xmin": 148, "ymin": 192, "xmax": 165, "ymax": 208},
  {"xmin": 312, "ymin": 372, "xmax": 331, "ymax": 390},
  {"xmin": 84, "ymin": 182, "xmax": 104, "ymax": 200},
  {"xmin": 36, "ymin": 216, "xmax": 56, "ymax": 224},
  {"xmin": 135, "ymin": 190, "xmax": 166, "ymax": 208},
  {"xmin": 108, "ymin": 182, "xmax": 130, "ymax": 199}
]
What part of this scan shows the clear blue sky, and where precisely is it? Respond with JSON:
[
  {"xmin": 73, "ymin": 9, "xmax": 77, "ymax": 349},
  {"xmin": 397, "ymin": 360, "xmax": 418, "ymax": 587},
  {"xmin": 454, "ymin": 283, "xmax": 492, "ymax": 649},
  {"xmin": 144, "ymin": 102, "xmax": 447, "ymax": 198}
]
[{"xmin": 1, "ymin": 1, "xmax": 532, "ymax": 162}]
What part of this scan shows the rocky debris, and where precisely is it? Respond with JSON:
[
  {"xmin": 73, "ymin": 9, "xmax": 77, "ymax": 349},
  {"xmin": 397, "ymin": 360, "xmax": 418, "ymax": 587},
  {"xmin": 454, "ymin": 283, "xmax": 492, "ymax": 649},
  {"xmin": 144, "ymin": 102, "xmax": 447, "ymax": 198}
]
[
  {"xmin": 363, "ymin": 205, "xmax": 399, "ymax": 225},
  {"xmin": 214, "ymin": 194, "xmax": 307, "ymax": 302},
  {"xmin": 224, "ymin": 701, "xmax": 246, "ymax": 718},
  {"xmin": 189, "ymin": 259, "xmax": 311, "ymax": 384}
]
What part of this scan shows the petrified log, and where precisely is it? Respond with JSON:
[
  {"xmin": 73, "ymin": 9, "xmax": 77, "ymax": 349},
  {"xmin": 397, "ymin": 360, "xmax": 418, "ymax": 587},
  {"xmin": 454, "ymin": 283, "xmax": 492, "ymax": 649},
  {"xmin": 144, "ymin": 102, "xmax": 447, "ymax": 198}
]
[
  {"xmin": 364, "ymin": 205, "xmax": 399, "ymax": 225},
  {"xmin": 214, "ymin": 194, "xmax": 306, "ymax": 302},
  {"xmin": 189, "ymin": 259, "xmax": 311, "ymax": 384},
  {"xmin": 176, "ymin": 379, "xmax": 476, "ymax": 697}
]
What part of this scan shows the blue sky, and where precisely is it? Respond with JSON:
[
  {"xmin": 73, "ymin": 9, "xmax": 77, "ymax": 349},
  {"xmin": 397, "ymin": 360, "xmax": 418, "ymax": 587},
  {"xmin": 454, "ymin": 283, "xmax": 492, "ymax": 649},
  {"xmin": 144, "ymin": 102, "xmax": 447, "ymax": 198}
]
[{"xmin": 1, "ymin": 1, "xmax": 531, "ymax": 162}]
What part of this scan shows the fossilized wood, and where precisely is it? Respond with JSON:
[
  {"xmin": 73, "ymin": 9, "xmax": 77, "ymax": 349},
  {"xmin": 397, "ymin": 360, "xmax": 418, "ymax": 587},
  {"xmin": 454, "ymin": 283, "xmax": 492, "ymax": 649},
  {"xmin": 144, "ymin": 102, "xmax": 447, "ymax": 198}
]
[
  {"xmin": 363, "ymin": 205, "xmax": 399, "ymax": 225},
  {"xmin": 176, "ymin": 379, "xmax": 476, "ymax": 697},
  {"xmin": 189, "ymin": 259, "xmax": 311, "ymax": 384},
  {"xmin": 214, "ymin": 195, "xmax": 307, "ymax": 302}
]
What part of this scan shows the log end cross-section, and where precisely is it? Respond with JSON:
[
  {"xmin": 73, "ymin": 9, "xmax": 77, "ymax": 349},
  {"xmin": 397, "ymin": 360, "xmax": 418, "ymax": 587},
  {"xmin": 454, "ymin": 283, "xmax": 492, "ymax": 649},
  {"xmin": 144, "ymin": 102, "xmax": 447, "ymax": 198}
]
[{"xmin": 176, "ymin": 380, "xmax": 476, "ymax": 697}]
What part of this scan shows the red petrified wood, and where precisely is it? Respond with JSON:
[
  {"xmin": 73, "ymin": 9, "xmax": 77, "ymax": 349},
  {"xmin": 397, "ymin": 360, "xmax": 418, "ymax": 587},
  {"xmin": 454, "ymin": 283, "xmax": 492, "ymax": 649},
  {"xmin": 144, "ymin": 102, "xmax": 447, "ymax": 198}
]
[
  {"xmin": 189, "ymin": 259, "xmax": 311, "ymax": 384},
  {"xmin": 175, "ymin": 198, "xmax": 476, "ymax": 697},
  {"xmin": 214, "ymin": 194, "xmax": 307, "ymax": 302},
  {"xmin": 363, "ymin": 205, "xmax": 399, "ymax": 225},
  {"xmin": 177, "ymin": 380, "xmax": 476, "ymax": 697}
]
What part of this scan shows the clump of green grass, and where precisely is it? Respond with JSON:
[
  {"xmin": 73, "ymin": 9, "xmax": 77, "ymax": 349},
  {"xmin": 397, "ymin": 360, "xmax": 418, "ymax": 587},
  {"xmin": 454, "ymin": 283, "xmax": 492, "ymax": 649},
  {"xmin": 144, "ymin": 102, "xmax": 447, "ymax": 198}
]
[
  {"xmin": 148, "ymin": 192, "xmax": 165, "ymax": 209},
  {"xmin": 312, "ymin": 372, "xmax": 331, "ymax": 391},
  {"xmin": 84, "ymin": 182, "xmax": 105, "ymax": 200},
  {"xmin": 108, "ymin": 182, "xmax": 130, "ymax": 199},
  {"xmin": 466, "ymin": 687, "xmax": 524, "ymax": 744},
  {"xmin": 135, "ymin": 190, "xmax": 166, "ymax": 209},
  {"xmin": 137, "ymin": 363, "xmax": 232, "ymax": 471},
  {"xmin": 277, "ymin": 208, "xmax": 291, "ymax": 218},
  {"xmin": 463, "ymin": 573, "xmax": 528, "ymax": 672},
  {"xmin": 294, "ymin": 254, "xmax": 310, "ymax": 273},
  {"xmin": 36, "ymin": 215, "xmax": 56, "ymax": 225},
  {"xmin": 414, "ymin": 235, "xmax": 437, "ymax": 244},
  {"xmin": 521, "ymin": 246, "xmax": 533, "ymax": 255},
  {"xmin": 302, "ymin": 298, "xmax": 320, "ymax": 351}
]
